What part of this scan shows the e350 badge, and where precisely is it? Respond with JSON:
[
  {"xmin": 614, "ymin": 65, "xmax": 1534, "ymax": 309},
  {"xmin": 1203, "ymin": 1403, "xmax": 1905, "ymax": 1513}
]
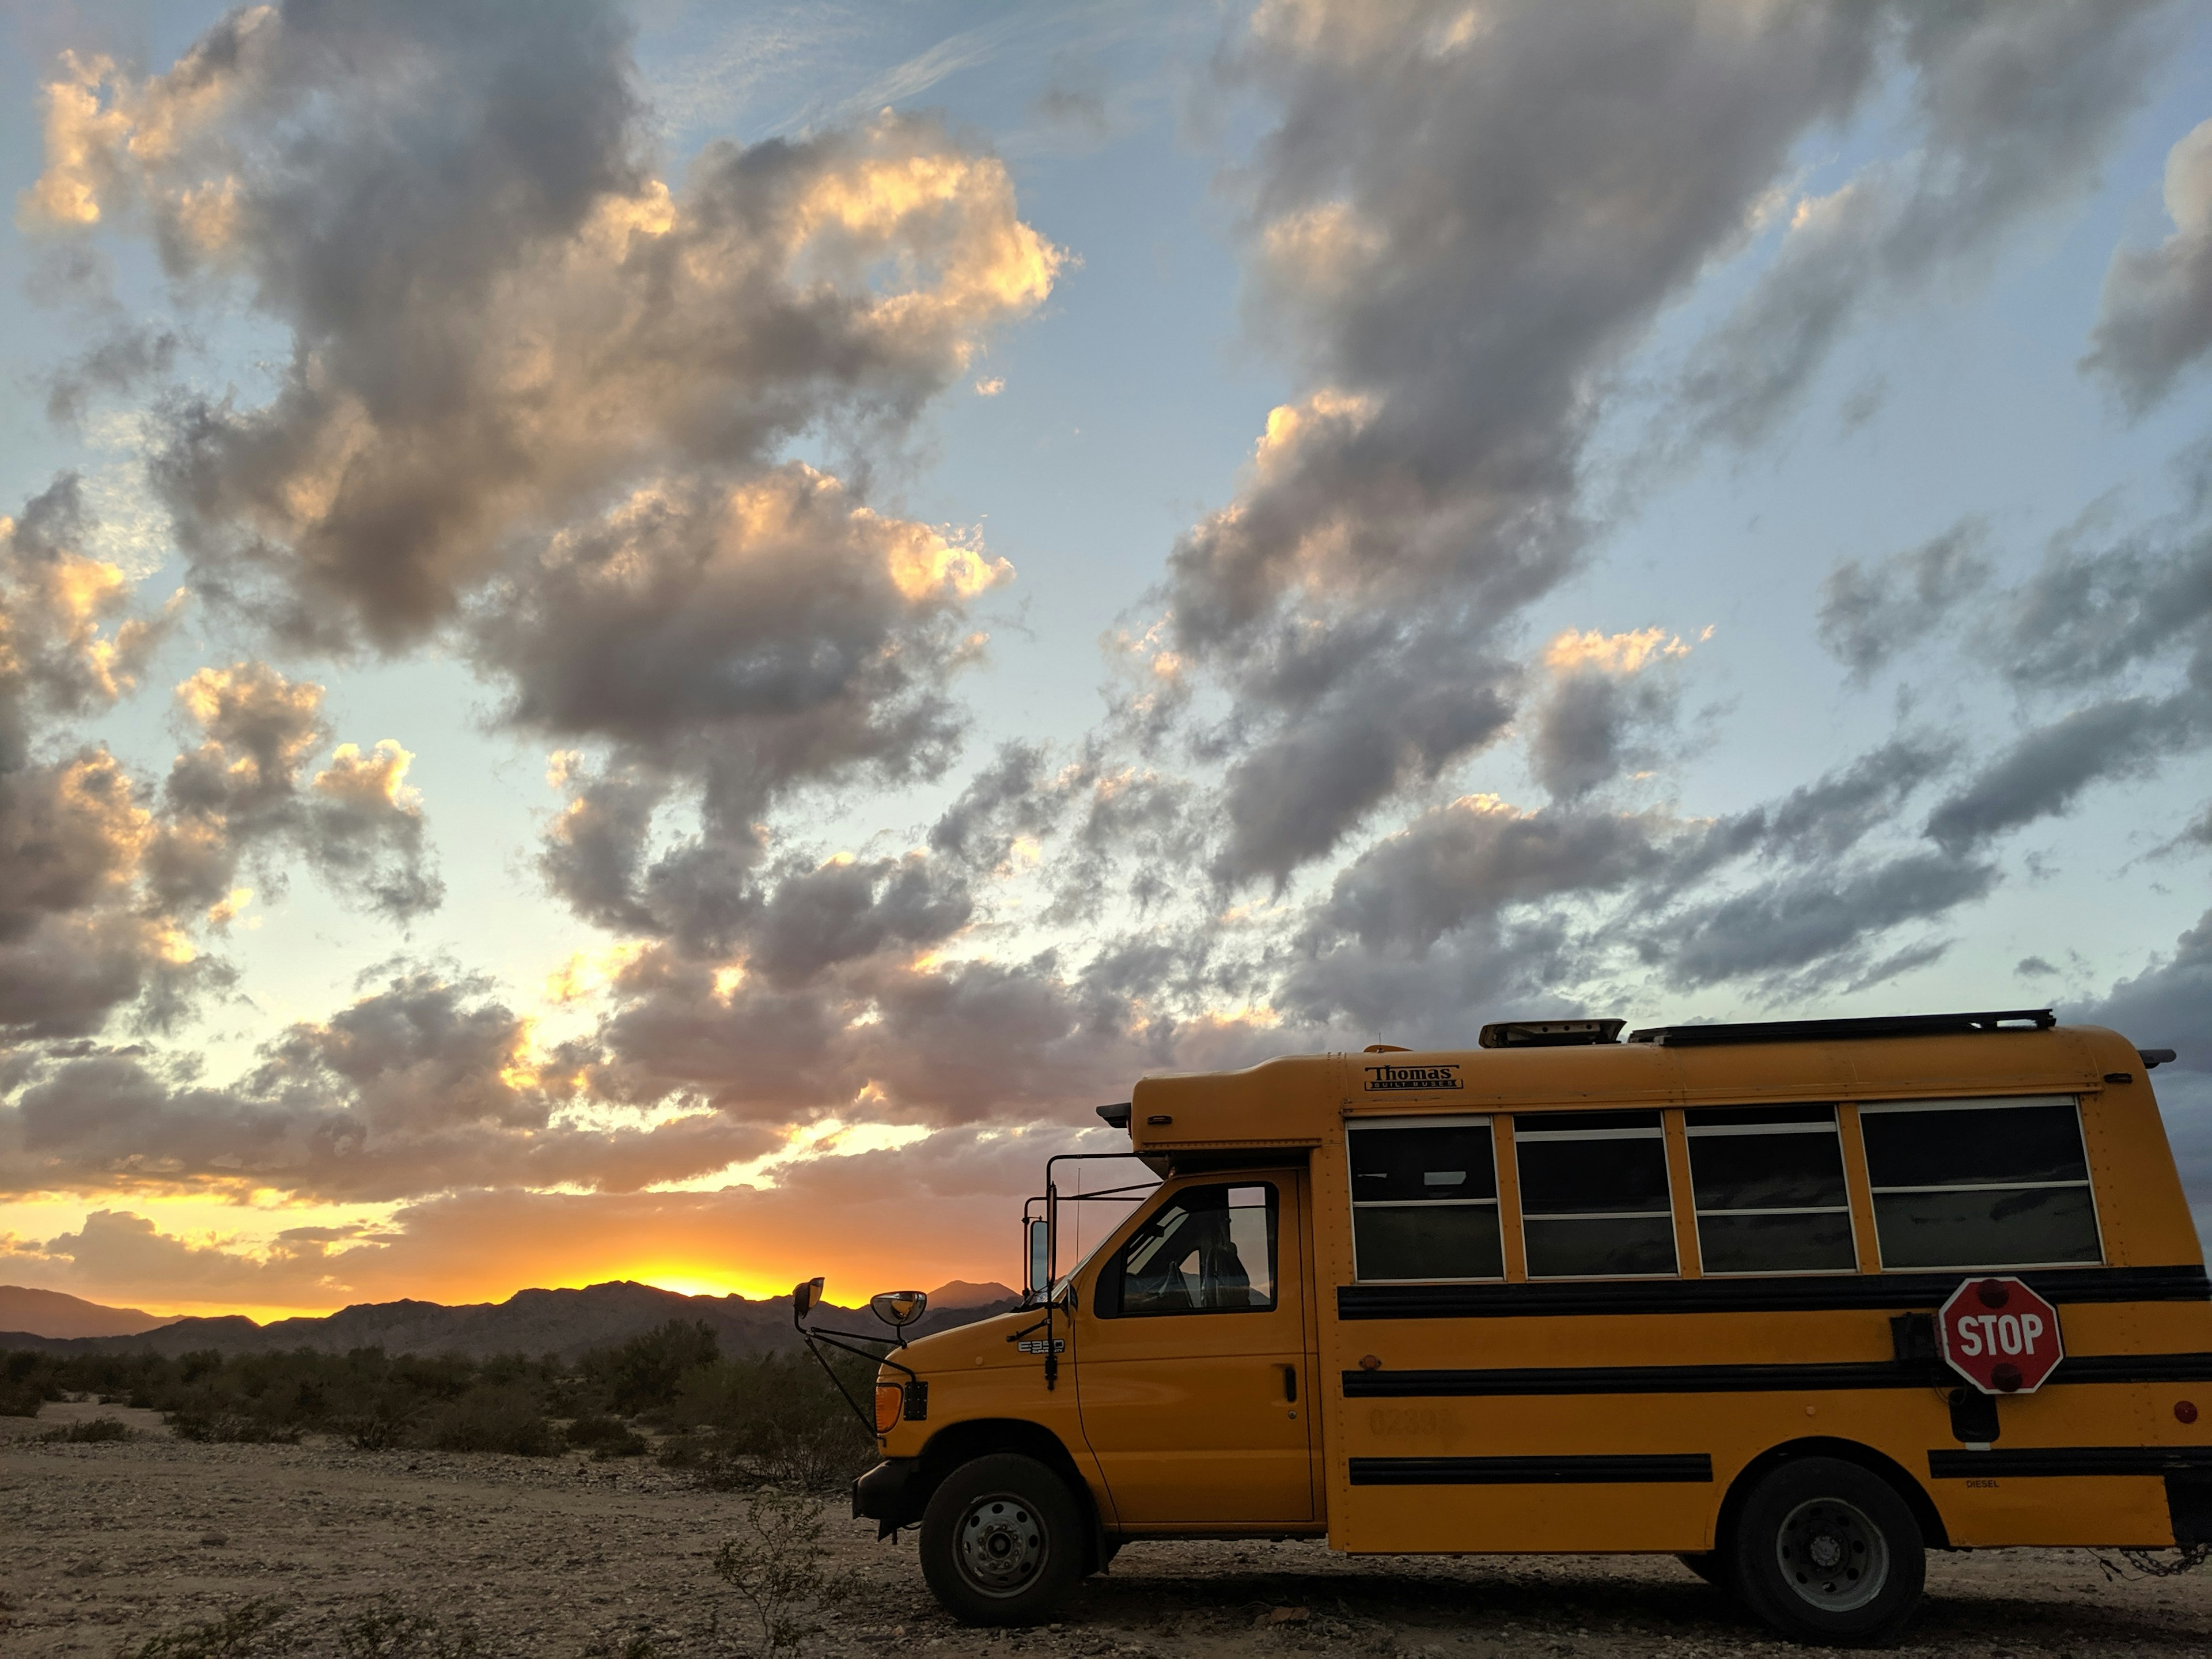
[{"xmin": 1363, "ymin": 1062, "xmax": 1462, "ymax": 1092}]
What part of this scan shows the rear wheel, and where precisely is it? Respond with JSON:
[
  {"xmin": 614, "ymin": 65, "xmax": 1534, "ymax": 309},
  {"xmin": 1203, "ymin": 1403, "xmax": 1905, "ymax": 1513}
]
[
  {"xmin": 918, "ymin": 1453, "xmax": 1084, "ymax": 1626},
  {"xmin": 1729, "ymin": 1456, "xmax": 1923, "ymax": 1646}
]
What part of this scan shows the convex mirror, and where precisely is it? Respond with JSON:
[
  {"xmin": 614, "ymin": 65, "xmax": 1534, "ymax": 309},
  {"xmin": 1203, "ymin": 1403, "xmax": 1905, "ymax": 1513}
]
[
  {"xmin": 871, "ymin": 1290, "xmax": 929, "ymax": 1327},
  {"xmin": 793, "ymin": 1275, "xmax": 825, "ymax": 1320}
]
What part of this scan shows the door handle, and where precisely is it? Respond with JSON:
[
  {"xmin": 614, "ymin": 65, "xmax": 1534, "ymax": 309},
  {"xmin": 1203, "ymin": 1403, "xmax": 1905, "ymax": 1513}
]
[{"xmin": 1280, "ymin": 1363, "xmax": 1298, "ymax": 1403}]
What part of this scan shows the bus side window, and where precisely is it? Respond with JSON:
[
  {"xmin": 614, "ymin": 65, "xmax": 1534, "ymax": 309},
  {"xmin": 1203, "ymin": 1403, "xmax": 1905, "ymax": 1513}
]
[
  {"xmin": 1513, "ymin": 1111, "xmax": 1677, "ymax": 1278},
  {"xmin": 1858, "ymin": 1096, "xmax": 2102, "ymax": 1270},
  {"xmin": 1347, "ymin": 1117, "xmax": 1501, "ymax": 1281},
  {"xmin": 1684, "ymin": 1105, "xmax": 1855, "ymax": 1275},
  {"xmin": 1098, "ymin": 1184, "xmax": 1279, "ymax": 1317}
]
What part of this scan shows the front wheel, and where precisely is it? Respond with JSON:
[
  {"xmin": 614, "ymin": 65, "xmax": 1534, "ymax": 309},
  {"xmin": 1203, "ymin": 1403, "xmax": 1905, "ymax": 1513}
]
[
  {"xmin": 1729, "ymin": 1456, "xmax": 1924, "ymax": 1646},
  {"xmin": 918, "ymin": 1453, "xmax": 1084, "ymax": 1626}
]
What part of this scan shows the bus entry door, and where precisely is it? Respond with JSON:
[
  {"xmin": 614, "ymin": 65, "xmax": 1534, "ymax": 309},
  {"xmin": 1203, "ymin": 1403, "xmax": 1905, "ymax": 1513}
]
[{"xmin": 1074, "ymin": 1176, "xmax": 1314, "ymax": 1528}]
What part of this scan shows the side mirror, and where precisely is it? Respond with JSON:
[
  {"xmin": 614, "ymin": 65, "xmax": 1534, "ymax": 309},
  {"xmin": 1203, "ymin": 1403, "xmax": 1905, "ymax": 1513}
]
[
  {"xmin": 1025, "ymin": 1215, "xmax": 1050, "ymax": 1300},
  {"xmin": 870, "ymin": 1290, "xmax": 929, "ymax": 1328},
  {"xmin": 793, "ymin": 1275, "xmax": 824, "ymax": 1323}
]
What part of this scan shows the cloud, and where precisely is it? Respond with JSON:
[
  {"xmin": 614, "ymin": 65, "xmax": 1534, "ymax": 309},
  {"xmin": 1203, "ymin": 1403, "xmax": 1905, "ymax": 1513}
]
[
  {"xmin": 2074, "ymin": 907, "xmax": 2212, "ymax": 1071},
  {"xmin": 1655, "ymin": 850, "xmax": 1995, "ymax": 993},
  {"xmin": 1528, "ymin": 627, "xmax": 1700, "ymax": 800},
  {"xmin": 2086, "ymin": 116, "xmax": 2212, "ymax": 411},
  {"xmin": 1923, "ymin": 692, "xmax": 2203, "ymax": 852},
  {"xmin": 479, "ymin": 464, "xmax": 1007, "ymax": 836},
  {"xmin": 1817, "ymin": 521, "xmax": 1991, "ymax": 680},
  {"xmin": 0, "ymin": 965, "xmax": 773, "ymax": 1203},
  {"xmin": 151, "ymin": 661, "xmax": 445, "ymax": 921},
  {"xmin": 1149, "ymin": 1, "xmax": 1982, "ymax": 884},
  {"xmin": 1676, "ymin": 1, "xmax": 2172, "ymax": 446},
  {"xmin": 22, "ymin": 5, "xmax": 1057, "ymax": 655}
]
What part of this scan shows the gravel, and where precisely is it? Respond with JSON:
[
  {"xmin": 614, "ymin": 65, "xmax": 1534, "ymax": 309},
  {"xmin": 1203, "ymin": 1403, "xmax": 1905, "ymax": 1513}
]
[{"xmin": 5, "ymin": 1401, "xmax": 2209, "ymax": 1657}]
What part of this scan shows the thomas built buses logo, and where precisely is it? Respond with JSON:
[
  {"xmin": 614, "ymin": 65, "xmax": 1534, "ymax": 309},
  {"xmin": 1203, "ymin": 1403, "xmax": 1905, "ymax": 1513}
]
[{"xmin": 1363, "ymin": 1062, "xmax": 1463, "ymax": 1092}]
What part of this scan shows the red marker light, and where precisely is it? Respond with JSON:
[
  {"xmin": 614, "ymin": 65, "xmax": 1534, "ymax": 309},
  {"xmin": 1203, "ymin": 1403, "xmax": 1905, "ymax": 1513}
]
[
  {"xmin": 2179, "ymin": 1400, "xmax": 2200, "ymax": 1424},
  {"xmin": 1990, "ymin": 1362, "xmax": 2023, "ymax": 1392},
  {"xmin": 1977, "ymin": 1279, "xmax": 2010, "ymax": 1310}
]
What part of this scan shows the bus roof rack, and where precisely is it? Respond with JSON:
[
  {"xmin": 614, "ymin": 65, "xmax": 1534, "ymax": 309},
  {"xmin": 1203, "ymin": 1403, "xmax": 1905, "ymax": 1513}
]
[
  {"xmin": 1626, "ymin": 1009, "xmax": 2056, "ymax": 1048},
  {"xmin": 1479, "ymin": 1019, "xmax": 1626, "ymax": 1048}
]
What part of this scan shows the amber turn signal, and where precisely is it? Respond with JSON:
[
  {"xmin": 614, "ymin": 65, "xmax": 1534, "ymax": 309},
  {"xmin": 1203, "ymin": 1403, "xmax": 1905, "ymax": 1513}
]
[{"xmin": 874, "ymin": 1382, "xmax": 904, "ymax": 1434}]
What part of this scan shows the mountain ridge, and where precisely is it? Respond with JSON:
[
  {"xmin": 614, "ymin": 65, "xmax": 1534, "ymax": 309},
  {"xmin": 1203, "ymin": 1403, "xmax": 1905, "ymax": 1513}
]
[
  {"xmin": 0, "ymin": 1285, "xmax": 169, "ymax": 1339},
  {"xmin": 0, "ymin": 1278, "xmax": 1021, "ymax": 1360}
]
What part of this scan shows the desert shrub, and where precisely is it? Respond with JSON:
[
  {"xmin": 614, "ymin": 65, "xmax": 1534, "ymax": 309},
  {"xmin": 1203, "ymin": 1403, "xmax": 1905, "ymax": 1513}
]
[
  {"xmin": 121, "ymin": 1596, "xmax": 293, "ymax": 1658},
  {"xmin": 565, "ymin": 1412, "xmax": 647, "ymax": 1457},
  {"xmin": 1, "ymin": 1348, "xmax": 58, "ymax": 1416},
  {"xmin": 41, "ymin": 1415, "xmax": 135, "ymax": 1442},
  {"xmin": 585, "ymin": 1320, "xmax": 721, "ymax": 1416},
  {"xmin": 712, "ymin": 1486, "xmax": 846, "ymax": 1658},
  {"xmin": 661, "ymin": 1350, "xmax": 875, "ymax": 1490},
  {"xmin": 417, "ymin": 1382, "xmax": 556, "ymax": 1455},
  {"xmin": 169, "ymin": 1412, "xmax": 301, "ymax": 1445},
  {"xmin": 332, "ymin": 1596, "xmax": 483, "ymax": 1658}
]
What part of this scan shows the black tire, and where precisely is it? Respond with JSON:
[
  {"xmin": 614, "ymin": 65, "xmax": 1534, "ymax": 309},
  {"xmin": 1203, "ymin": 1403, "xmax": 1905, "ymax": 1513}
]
[
  {"xmin": 1677, "ymin": 1551, "xmax": 1734, "ymax": 1590},
  {"xmin": 1729, "ymin": 1456, "xmax": 1924, "ymax": 1646},
  {"xmin": 918, "ymin": 1453, "xmax": 1085, "ymax": 1626}
]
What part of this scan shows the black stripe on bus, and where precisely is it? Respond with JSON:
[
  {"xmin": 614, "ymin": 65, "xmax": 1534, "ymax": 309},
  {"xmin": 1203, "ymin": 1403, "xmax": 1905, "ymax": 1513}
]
[
  {"xmin": 1349, "ymin": 1454, "xmax": 1714, "ymax": 1486},
  {"xmin": 1927, "ymin": 1447, "xmax": 2212, "ymax": 1479},
  {"xmin": 1341, "ymin": 1352, "xmax": 2212, "ymax": 1397},
  {"xmin": 1336, "ymin": 1265, "xmax": 2211, "ymax": 1320}
]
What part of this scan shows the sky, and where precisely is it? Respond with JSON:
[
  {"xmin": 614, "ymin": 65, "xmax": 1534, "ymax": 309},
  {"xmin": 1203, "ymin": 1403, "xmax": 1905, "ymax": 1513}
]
[{"xmin": 1, "ymin": 0, "xmax": 2209, "ymax": 1322}]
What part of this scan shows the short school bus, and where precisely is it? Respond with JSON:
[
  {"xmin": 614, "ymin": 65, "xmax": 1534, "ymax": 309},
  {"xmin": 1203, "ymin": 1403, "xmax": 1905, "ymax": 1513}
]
[{"xmin": 838, "ymin": 1009, "xmax": 2207, "ymax": 1643}]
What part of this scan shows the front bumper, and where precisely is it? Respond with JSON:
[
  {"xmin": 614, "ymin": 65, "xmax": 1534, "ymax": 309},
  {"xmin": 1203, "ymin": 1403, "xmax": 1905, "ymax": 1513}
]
[{"xmin": 853, "ymin": 1457, "xmax": 925, "ymax": 1539}]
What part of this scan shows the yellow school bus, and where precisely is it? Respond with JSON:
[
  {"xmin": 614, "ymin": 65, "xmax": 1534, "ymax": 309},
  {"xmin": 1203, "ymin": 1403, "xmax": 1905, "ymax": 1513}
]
[{"xmin": 831, "ymin": 1009, "xmax": 2206, "ymax": 1645}]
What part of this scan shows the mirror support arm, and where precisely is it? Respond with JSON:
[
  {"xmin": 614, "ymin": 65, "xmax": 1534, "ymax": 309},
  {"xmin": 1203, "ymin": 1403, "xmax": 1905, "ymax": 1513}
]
[{"xmin": 790, "ymin": 1282, "xmax": 917, "ymax": 1434}]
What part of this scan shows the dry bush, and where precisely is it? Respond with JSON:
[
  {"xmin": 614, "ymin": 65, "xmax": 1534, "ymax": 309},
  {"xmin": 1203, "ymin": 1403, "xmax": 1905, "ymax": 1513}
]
[
  {"xmin": 565, "ymin": 1413, "xmax": 647, "ymax": 1459},
  {"xmin": 40, "ymin": 1416, "xmax": 135, "ymax": 1442},
  {"xmin": 332, "ymin": 1595, "xmax": 484, "ymax": 1657},
  {"xmin": 120, "ymin": 1597, "xmax": 293, "ymax": 1658},
  {"xmin": 712, "ymin": 1486, "xmax": 846, "ymax": 1657}
]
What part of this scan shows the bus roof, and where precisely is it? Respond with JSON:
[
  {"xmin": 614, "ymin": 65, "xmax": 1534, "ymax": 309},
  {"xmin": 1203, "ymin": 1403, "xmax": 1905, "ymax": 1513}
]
[{"xmin": 1117, "ymin": 1017, "xmax": 2149, "ymax": 1160}]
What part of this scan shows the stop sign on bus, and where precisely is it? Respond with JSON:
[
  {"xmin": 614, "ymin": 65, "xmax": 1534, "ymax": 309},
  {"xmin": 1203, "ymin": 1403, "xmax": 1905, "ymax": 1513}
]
[{"xmin": 1938, "ymin": 1276, "xmax": 2064, "ymax": 1394}]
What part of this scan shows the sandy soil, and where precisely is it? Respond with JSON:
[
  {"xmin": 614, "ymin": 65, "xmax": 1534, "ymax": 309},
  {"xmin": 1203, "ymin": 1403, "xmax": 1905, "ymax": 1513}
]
[{"xmin": 6, "ymin": 1399, "xmax": 2210, "ymax": 1658}]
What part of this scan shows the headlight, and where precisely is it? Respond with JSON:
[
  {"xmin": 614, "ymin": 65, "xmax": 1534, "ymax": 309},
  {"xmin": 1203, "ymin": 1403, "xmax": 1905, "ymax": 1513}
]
[{"xmin": 874, "ymin": 1381, "xmax": 903, "ymax": 1434}]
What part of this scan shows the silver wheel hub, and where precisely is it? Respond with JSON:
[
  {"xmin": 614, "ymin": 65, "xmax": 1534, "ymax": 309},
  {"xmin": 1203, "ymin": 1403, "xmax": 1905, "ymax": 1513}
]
[
  {"xmin": 957, "ymin": 1494, "xmax": 1046, "ymax": 1596},
  {"xmin": 1775, "ymin": 1496, "xmax": 1888, "ymax": 1612}
]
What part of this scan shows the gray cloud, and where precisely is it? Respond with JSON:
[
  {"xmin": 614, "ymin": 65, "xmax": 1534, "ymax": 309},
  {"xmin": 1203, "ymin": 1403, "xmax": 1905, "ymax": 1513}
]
[
  {"xmin": 2073, "ymin": 907, "xmax": 2212, "ymax": 1070},
  {"xmin": 2086, "ymin": 116, "xmax": 2212, "ymax": 411},
  {"xmin": 25, "ymin": 1, "xmax": 1060, "ymax": 931},
  {"xmin": 1748, "ymin": 736, "xmax": 1960, "ymax": 864},
  {"xmin": 1925, "ymin": 693, "xmax": 2204, "ymax": 853},
  {"xmin": 1817, "ymin": 521, "xmax": 1992, "ymax": 680},
  {"xmin": 151, "ymin": 661, "xmax": 445, "ymax": 921},
  {"xmin": 1656, "ymin": 850, "xmax": 1997, "ymax": 993},
  {"xmin": 0, "ymin": 967, "xmax": 773, "ymax": 1203},
  {"xmin": 1677, "ymin": 1, "xmax": 2172, "ymax": 446},
  {"xmin": 1151, "ymin": 1, "xmax": 2142, "ymax": 885}
]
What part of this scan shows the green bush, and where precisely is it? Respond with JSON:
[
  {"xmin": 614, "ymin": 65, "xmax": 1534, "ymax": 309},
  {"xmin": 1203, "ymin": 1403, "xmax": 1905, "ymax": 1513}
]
[
  {"xmin": 0, "ymin": 1331, "xmax": 872, "ymax": 1477},
  {"xmin": 660, "ymin": 1351, "xmax": 875, "ymax": 1490},
  {"xmin": 565, "ymin": 1412, "xmax": 647, "ymax": 1457},
  {"xmin": 585, "ymin": 1320, "xmax": 720, "ymax": 1416},
  {"xmin": 418, "ymin": 1383, "xmax": 556, "ymax": 1456}
]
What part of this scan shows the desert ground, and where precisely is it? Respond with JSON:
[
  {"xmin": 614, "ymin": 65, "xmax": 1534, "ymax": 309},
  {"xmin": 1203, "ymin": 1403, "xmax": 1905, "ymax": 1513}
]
[{"xmin": 7, "ymin": 1398, "xmax": 2210, "ymax": 1658}]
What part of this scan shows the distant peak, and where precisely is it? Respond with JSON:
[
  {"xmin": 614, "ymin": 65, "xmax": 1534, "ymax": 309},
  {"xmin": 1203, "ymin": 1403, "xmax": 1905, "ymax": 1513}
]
[{"xmin": 928, "ymin": 1279, "xmax": 1020, "ymax": 1308}]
